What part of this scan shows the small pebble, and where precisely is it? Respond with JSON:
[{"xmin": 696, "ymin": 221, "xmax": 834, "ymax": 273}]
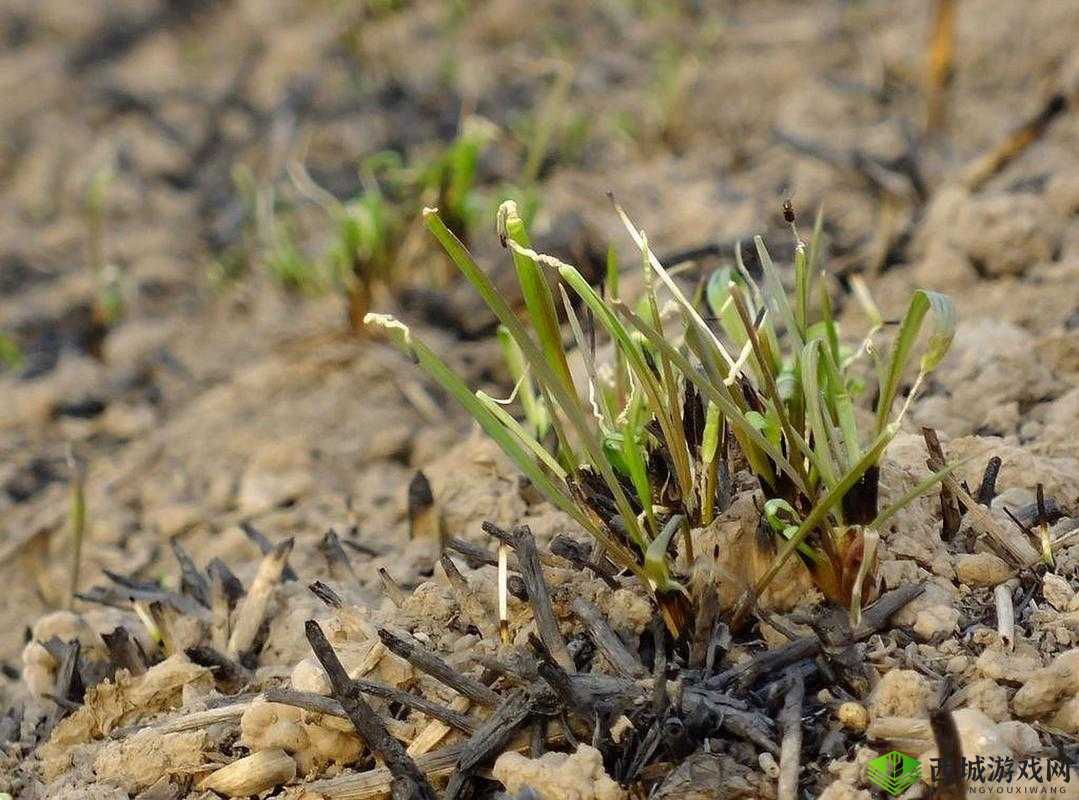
[
  {"xmin": 947, "ymin": 655, "xmax": 970, "ymax": 675},
  {"xmin": 1043, "ymin": 573, "xmax": 1076, "ymax": 611},
  {"xmin": 837, "ymin": 702, "xmax": 869, "ymax": 732},
  {"xmin": 759, "ymin": 752, "xmax": 780, "ymax": 778}
]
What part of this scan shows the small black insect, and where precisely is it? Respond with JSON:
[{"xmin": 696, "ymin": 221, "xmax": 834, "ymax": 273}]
[{"xmin": 782, "ymin": 198, "xmax": 796, "ymax": 224}]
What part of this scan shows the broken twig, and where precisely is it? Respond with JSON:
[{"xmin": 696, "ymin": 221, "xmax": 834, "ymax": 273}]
[{"xmin": 306, "ymin": 621, "xmax": 437, "ymax": 800}]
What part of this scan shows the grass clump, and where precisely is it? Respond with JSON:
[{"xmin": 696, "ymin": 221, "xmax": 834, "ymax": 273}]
[
  {"xmin": 369, "ymin": 198, "xmax": 953, "ymax": 630},
  {"xmin": 368, "ymin": 200, "xmax": 955, "ymax": 632}
]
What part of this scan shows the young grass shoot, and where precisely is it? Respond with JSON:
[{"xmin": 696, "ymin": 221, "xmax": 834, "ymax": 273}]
[{"xmin": 367, "ymin": 199, "xmax": 957, "ymax": 634}]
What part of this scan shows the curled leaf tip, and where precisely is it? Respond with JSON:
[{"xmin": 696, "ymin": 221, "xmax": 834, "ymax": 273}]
[
  {"xmin": 496, "ymin": 200, "xmax": 519, "ymax": 247},
  {"xmin": 421, "ymin": 206, "xmax": 439, "ymax": 218},
  {"xmin": 363, "ymin": 313, "xmax": 413, "ymax": 350}
]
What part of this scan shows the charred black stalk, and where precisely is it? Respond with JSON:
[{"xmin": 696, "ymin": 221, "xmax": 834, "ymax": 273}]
[
  {"xmin": 529, "ymin": 633, "xmax": 644, "ymax": 720},
  {"xmin": 930, "ymin": 709, "xmax": 966, "ymax": 799},
  {"xmin": 171, "ymin": 538, "xmax": 211, "ymax": 608},
  {"xmin": 240, "ymin": 521, "xmax": 297, "ymax": 581},
  {"xmin": 305, "ymin": 621, "xmax": 438, "ymax": 800},
  {"xmin": 571, "ymin": 596, "xmax": 646, "ymax": 679},
  {"xmin": 975, "ymin": 456, "xmax": 1002, "ymax": 507},
  {"xmin": 444, "ymin": 690, "xmax": 535, "ymax": 800},
  {"xmin": 445, "ymin": 536, "xmax": 500, "ymax": 569},
  {"xmin": 550, "ymin": 535, "xmax": 620, "ymax": 587},
  {"xmin": 503, "ymin": 524, "xmax": 574, "ymax": 672},
  {"xmin": 101, "ymin": 627, "xmax": 147, "ymax": 676},
  {"xmin": 712, "ymin": 584, "xmax": 925, "ymax": 690},
  {"xmin": 378, "ymin": 628, "xmax": 501, "ymax": 708},
  {"xmin": 319, "ymin": 529, "xmax": 359, "ymax": 585},
  {"xmin": 265, "ymin": 680, "xmax": 479, "ymax": 736},
  {"xmin": 777, "ymin": 670, "xmax": 805, "ymax": 800},
  {"xmin": 185, "ymin": 646, "xmax": 251, "ymax": 690},
  {"xmin": 408, "ymin": 470, "xmax": 442, "ymax": 546},
  {"xmin": 207, "ymin": 558, "xmax": 245, "ymax": 607},
  {"xmin": 923, "ymin": 428, "xmax": 960, "ymax": 538},
  {"xmin": 44, "ymin": 639, "xmax": 81, "ymax": 732},
  {"xmin": 307, "ymin": 581, "xmax": 342, "ymax": 608},
  {"xmin": 841, "ymin": 464, "xmax": 880, "ymax": 526}
]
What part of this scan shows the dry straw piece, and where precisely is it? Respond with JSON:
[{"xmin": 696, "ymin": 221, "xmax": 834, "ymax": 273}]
[{"xmin": 198, "ymin": 748, "xmax": 297, "ymax": 796}]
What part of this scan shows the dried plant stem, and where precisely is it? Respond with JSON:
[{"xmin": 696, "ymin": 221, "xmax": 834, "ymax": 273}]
[
  {"xmin": 926, "ymin": 0, "xmax": 957, "ymax": 132},
  {"xmin": 777, "ymin": 671, "xmax": 805, "ymax": 800},
  {"xmin": 377, "ymin": 628, "xmax": 501, "ymax": 708},
  {"xmin": 944, "ymin": 476, "xmax": 1038, "ymax": 565},
  {"xmin": 227, "ymin": 538, "xmax": 293, "ymax": 660},
  {"xmin": 922, "ymin": 428, "xmax": 960, "ymax": 539},
  {"xmin": 407, "ymin": 697, "xmax": 472, "ymax": 757},
  {"xmin": 497, "ymin": 543, "xmax": 510, "ymax": 644},
  {"xmin": 378, "ymin": 568, "xmax": 408, "ymax": 607},
  {"xmin": 995, "ymin": 584, "xmax": 1014, "ymax": 651},
  {"xmin": 571, "ymin": 596, "xmax": 646, "ymax": 679},
  {"xmin": 440, "ymin": 555, "xmax": 496, "ymax": 640},
  {"xmin": 306, "ymin": 621, "xmax": 438, "ymax": 800},
  {"xmin": 510, "ymin": 525, "xmax": 574, "ymax": 672},
  {"xmin": 961, "ymin": 91, "xmax": 1069, "ymax": 191},
  {"xmin": 308, "ymin": 728, "xmax": 566, "ymax": 800},
  {"xmin": 66, "ymin": 448, "xmax": 87, "ymax": 609},
  {"xmin": 198, "ymin": 748, "xmax": 296, "ymax": 796},
  {"xmin": 262, "ymin": 688, "xmax": 414, "ymax": 741}
]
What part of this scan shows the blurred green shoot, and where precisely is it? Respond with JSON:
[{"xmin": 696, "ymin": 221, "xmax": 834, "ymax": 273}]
[
  {"xmin": 290, "ymin": 156, "xmax": 403, "ymax": 329},
  {"xmin": 0, "ymin": 333, "xmax": 23, "ymax": 372},
  {"xmin": 83, "ymin": 165, "xmax": 124, "ymax": 328},
  {"xmin": 416, "ymin": 117, "xmax": 497, "ymax": 244}
]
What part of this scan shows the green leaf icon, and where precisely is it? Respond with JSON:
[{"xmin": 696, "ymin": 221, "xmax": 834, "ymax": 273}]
[{"xmin": 866, "ymin": 751, "xmax": 922, "ymax": 795}]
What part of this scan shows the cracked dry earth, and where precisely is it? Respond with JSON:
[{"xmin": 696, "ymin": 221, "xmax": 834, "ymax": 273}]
[{"xmin": 2, "ymin": 0, "xmax": 1079, "ymax": 798}]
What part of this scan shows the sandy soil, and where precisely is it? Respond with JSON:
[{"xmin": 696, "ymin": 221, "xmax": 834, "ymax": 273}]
[{"xmin": 1, "ymin": 0, "xmax": 1078, "ymax": 797}]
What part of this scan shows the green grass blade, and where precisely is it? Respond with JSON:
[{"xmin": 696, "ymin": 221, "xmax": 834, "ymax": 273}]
[
  {"xmin": 367, "ymin": 313, "xmax": 644, "ymax": 576},
  {"xmin": 818, "ymin": 271, "xmax": 841, "ymax": 370},
  {"xmin": 425, "ymin": 210, "xmax": 649, "ymax": 555},
  {"xmin": 870, "ymin": 456, "xmax": 973, "ymax": 530},
  {"xmin": 499, "ymin": 202, "xmax": 575, "ymax": 396},
  {"xmin": 368, "ymin": 316, "xmax": 573, "ymax": 513},
  {"xmin": 794, "ymin": 243, "xmax": 809, "ymax": 336},
  {"xmin": 807, "ymin": 205, "xmax": 825, "ymax": 271},
  {"xmin": 496, "ymin": 325, "xmax": 547, "ymax": 438},
  {"xmin": 612, "ymin": 200, "xmax": 736, "ymax": 369},
  {"xmin": 615, "ymin": 300, "xmax": 806, "ymax": 494},
  {"xmin": 874, "ymin": 289, "xmax": 956, "ymax": 436},
  {"xmin": 477, "ymin": 390, "xmax": 566, "ymax": 479},
  {"xmin": 553, "ymin": 254, "xmax": 694, "ymax": 523},
  {"xmin": 640, "ymin": 234, "xmax": 696, "ymax": 516},
  {"xmin": 819, "ymin": 341, "xmax": 861, "ymax": 470},
  {"xmin": 799, "ymin": 339, "xmax": 839, "ymax": 489},
  {"xmin": 557, "ymin": 285, "xmax": 615, "ymax": 426},
  {"xmin": 755, "ymin": 236, "xmax": 802, "ymax": 346},
  {"xmin": 751, "ymin": 422, "xmax": 899, "ymax": 598}
]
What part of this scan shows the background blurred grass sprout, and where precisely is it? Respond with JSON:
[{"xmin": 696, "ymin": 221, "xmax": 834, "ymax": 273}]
[
  {"xmin": 367, "ymin": 200, "xmax": 956, "ymax": 632},
  {"xmin": 0, "ymin": 333, "xmax": 23, "ymax": 371},
  {"xmin": 414, "ymin": 117, "xmax": 497, "ymax": 245},
  {"xmin": 83, "ymin": 164, "xmax": 125, "ymax": 329}
]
